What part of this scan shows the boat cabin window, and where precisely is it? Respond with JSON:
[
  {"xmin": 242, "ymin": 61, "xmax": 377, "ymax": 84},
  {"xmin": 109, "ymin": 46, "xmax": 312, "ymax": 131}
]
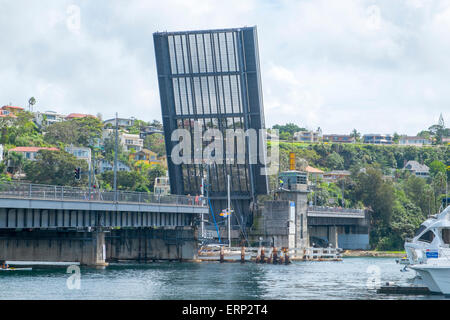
[
  {"xmin": 418, "ymin": 230, "xmax": 435, "ymax": 243},
  {"xmin": 414, "ymin": 225, "xmax": 427, "ymax": 237},
  {"xmin": 442, "ymin": 229, "xmax": 450, "ymax": 245}
]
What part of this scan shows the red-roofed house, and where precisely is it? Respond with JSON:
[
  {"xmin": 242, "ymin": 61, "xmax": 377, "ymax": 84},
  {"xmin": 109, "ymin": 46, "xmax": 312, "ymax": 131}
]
[
  {"xmin": 0, "ymin": 105, "xmax": 24, "ymax": 118},
  {"xmin": 305, "ymin": 165, "xmax": 324, "ymax": 180},
  {"xmin": 65, "ymin": 113, "xmax": 96, "ymax": 120},
  {"xmin": 8, "ymin": 146, "xmax": 59, "ymax": 161}
]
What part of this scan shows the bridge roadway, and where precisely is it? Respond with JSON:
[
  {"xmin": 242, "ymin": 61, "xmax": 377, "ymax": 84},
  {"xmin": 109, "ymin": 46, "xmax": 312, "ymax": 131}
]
[
  {"xmin": 0, "ymin": 182, "xmax": 208, "ymax": 266},
  {"xmin": 307, "ymin": 206, "xmax": 367, "ymax": 226},
  {"xmin": 0, "ymin": 182, "xmax": 207, "ymax": 229},
  {"xmin": 307, "ymin": 206, "xmax": 369, "ymax": 249}
]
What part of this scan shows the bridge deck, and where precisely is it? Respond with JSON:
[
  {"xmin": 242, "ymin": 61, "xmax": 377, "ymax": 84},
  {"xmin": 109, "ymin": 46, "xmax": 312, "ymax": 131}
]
[{"xmin": 0, "ymin": 182, "xmax": 208, "ymax": 229}]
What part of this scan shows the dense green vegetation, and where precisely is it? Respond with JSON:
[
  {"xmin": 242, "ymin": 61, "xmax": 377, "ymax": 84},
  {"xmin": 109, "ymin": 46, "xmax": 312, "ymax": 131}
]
[
  {"xmin": 0, "ymin": 111, "xmax": 166, "ymax": 193},
  {"xmin": 269, "ymin": 131, "xmax": 449, "ymax": 250}
]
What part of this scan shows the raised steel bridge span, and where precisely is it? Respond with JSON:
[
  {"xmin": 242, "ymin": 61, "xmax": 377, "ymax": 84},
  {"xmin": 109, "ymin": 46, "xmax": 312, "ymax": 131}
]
[{"xmin": 0, "ymin": 182, "xmax": 208, "ymax": 266}]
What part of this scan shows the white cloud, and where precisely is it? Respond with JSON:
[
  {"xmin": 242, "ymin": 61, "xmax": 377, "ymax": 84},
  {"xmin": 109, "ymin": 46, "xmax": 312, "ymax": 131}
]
[{"xmin": 0, "ymin": 0, "xmax": 448, "ymax": 135}]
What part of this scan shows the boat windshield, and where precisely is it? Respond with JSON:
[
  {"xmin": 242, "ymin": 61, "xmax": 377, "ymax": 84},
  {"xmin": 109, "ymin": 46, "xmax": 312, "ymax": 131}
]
[
  {"xmin": 442, "ymin": 228, "xmax": 450, "ymax": 245},
  {"xmin": 414, "ymin": 225, "xmax": 427, "ymax": 237},
  {"xmin": 418, "ymin": 230, "xmax": 435, "ymax": 243}
]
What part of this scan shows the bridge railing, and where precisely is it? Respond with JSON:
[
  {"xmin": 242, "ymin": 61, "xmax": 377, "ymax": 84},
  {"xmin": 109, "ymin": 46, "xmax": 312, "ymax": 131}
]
[
  {"xmin": 0, "ymin": 181, "xmax": 206, "ymax": 206},
  {"xmin": 307, "ymin": 206, "xmax": 365, "ymax": 215}
]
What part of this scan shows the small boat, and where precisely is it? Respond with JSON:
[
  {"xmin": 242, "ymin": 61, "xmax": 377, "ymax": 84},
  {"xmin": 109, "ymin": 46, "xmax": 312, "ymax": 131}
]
[
  {"xmin": 0, "ymin": 267, "xmax": 33, "ymax": 271},
  {"xmin": 396, "ymin": 257, "xmax": 410, "ymax": 265}
]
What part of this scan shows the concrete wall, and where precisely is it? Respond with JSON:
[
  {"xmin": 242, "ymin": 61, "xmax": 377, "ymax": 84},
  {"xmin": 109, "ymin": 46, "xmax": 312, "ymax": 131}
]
[
  {"xmin": 262, "ymin": 200, "xmax": 295, "ymax": 248},
  {"xmin": 276, "ymin": 190, "xmax": 309, "ymax": 248},
  {"xmin": 0, "ymin": 230, "xmax": 106, "ymax": 266},
  {"xmin": 309, "ymin": 225, "xmax": 370, "ymax": 249},
  {"xmin": 106, "ymin": 227, "xmax": 198, "ymax": 261},
  {"xmin": 338, "ymin": 234, "xmax": 370, "ymax": 250},
  {"xmin": 0, "ymin": 227, "xmax": 199, "ymax": 265}
]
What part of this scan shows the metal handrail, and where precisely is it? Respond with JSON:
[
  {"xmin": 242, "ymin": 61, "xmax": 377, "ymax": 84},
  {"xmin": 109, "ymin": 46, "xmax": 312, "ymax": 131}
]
[
  {"xmin": 0, "ymin": 181, "xmax": 206, "ymax": 207},
  {"xmin": 308, "ymin": 205, "xmax": 365, "ymax": 214}
]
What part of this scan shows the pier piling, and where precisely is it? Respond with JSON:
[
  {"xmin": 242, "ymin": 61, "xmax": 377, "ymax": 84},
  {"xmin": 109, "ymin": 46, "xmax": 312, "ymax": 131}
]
[{"xmin": 220, "ymin": 246, "xmax": 224, "ymax": 263}]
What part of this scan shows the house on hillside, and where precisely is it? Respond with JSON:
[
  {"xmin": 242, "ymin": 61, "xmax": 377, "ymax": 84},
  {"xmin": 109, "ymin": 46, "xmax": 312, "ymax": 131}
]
[
  {"xmin": 404, "ymin": 160, "xmax": 430, "ymax": 178},
  {"xmin": 102, "ymin": 129, "xmax": 144, "ymax": 152},
  {"xmin": 8, "ymin": 146, "xmax": 59, "ymax": 161},
  {"xmin": 34, "ymin": 110, "xmax": 65, "ymax": 127},
  {"xmin": 129, "ymin": 149, "xmax": 160, "ymax": 166},
  {"xmin": 399, "ymin": 136, "xmax": 431, "ymax": 146},
  {"xmin": 97, "ymin": 159, "xmax": 131, "ymax": 173},
  {"xmin": 154, "ymin": 176, "xmax": 170, "ymax": 196},
  {"xmin": 1, "ymin": 105, "xmax": 24, "ymax": 115},
  {"xmin": 322, "ymin": 134, "xmax": 355, "ymax": 143},
  {"xmin": 305, "ymin": 165, "xmax": 324, "ymax": 181},
  {"xmin": 65, "ymin": 146, "xmax": 91, "ymax": 164},
  {"xmin": 323, "ymin": 170, "xmax": 351, "ymax": 182},
  {"xmin": 103, "ymin": 117, "xmax": 136, "ymax": 128},
  {"xmin": 363, "ymin": 134, "xmax": 393, "ymax": 144},
  {"xmin": 293, "ymin": 129, "xmax": 322, "ymax": 143},
  {"xmin": 65, "ymin": 113, "xmax": 96, "ymax": 120}
]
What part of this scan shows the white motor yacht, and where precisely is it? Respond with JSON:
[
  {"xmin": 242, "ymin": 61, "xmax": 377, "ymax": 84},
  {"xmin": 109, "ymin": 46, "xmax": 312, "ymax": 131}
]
[
  {"xmin": 409, "ymin": 256, "xmax": 450, "ymax": 294},
  {"xmin": 404, "ymin": 203, "xmax": 450, "ymax": 265}
]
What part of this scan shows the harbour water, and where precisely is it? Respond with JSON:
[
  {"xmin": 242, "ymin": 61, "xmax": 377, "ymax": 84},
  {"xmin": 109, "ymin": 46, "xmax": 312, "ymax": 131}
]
[{"xmin": 0, "ymin": 257, "xmax": 447, "ymax": 300}]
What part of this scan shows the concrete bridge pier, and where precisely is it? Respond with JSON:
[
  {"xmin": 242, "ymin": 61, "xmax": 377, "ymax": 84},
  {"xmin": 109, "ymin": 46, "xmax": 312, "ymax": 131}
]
[
  {"xmin": 0, "ymin": 229, "xmax": 108, "ymax": 267},
  {"xmin": 328, "ymin": 226, "xmax": 338, "ymax": 248},
  {"xmin": 105, "ymin": 227, "xmax": 198, "ymax": 262}
]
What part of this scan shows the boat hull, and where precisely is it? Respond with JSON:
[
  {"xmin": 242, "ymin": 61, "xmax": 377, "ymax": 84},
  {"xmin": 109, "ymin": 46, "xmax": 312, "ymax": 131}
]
[{"xmin": 410, "ymin": 264, "xmax": 450, "ymax": 294}]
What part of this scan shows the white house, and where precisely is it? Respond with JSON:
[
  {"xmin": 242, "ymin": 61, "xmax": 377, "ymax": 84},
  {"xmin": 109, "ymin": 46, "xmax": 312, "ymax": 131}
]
[
  {"xmin": 399, "ymin": 136, "xmax": 431, "ymax": 146},
  {"xmin": 97, "ymin": 159, "xmax": 131, "ymax": 173},
  {"xmin": 102, "ymin": 129, "xmax": 144, "ymax": 152},
  {"xmin": 65, "ymin": 146, "xmax": 91, "ymax": 164}
]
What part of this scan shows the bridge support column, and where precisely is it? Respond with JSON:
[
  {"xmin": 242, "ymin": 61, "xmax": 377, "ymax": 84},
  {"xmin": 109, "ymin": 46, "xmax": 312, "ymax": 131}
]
[{"xmin": 328, "ymin": 226, "xmax": 339, "ymax": 248}]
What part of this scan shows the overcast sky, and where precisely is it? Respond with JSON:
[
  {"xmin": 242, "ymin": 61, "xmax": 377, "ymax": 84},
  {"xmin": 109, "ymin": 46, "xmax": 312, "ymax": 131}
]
[{"xmin": 1, "ymin": 0, "xmax": 449, "ymax": 135}]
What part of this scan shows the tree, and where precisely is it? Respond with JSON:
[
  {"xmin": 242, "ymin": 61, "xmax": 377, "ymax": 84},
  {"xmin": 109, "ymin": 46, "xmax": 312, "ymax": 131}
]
[
  {"xmin": 326, "ymin": 152, "xmax": 344, "ymax": 170},
  {"xmin": 6, "ymin": 152, "xmax": 25, "ymax": 177},
  {"xmin": 350, "ymin": 129, "xmax": 361, "ymax": 142},
  {"xmin": 44, "ymin": 117, "xmax": 103, "ymax": 147},
  {"xmin": 350, "ymin": 167, "xmax": 395, "ymax": 247},
  {"xmin": 428, "ymin": 160, "xmax": 446, "ymax": 178},
  {"xmin": 102, "ymin": 132, "xmax": 127, "ymax": 163},
  {"xmin": 393, "ymin": 132, "xmax": 400, "ymax": 144},
  {"xmin": 417, "ymin": 130, "xmax": 431, "ymax": 140},
  {"xmin": 24, "ymin": 150, "xmax": 88, "ymax": 186},
  {"xmin": 150, "ymin": 119, "xmax": 163, "ymax": 130},
  {"xmin": 144, "ymin": 133, "xmax": 166, "ymax": 157},
  {"xmin": 428, "ymin": 113, "xmax": 449, "ymax": 145},
  {"xmin": 272, "ymin": 123, "xmax": 306, "ymax": 140},
  {"xmin": 100, "ymin": 170, "xmax": 147, "ymax": 191}
]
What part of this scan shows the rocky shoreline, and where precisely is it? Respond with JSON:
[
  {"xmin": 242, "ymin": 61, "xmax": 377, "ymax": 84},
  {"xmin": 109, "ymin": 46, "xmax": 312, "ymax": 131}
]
[{"xmin": 342, "ymin": 250, "xmax": 405, "ymax": 258}]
